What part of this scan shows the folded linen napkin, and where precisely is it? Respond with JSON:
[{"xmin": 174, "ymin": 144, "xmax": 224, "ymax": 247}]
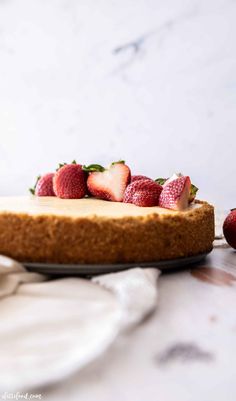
[{"xmin": 0, "ymin": 255, "xmax": 160, "ymax": 391}]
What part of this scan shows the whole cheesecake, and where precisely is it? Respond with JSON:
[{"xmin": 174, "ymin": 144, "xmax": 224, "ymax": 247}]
[{"xmin": 0, "ymin": 196, "xmax": 214, "ymax": 264}]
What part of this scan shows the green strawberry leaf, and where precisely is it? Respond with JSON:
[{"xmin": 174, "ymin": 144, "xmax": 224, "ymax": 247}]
[
  {"xmin": 56, "ymin": 162, "xmax": 67, "ymax": 171},
  {"xmin": 29, "ymin": 175, "xmax": 41, "ymax": 195},
  {"xmin": 56, "ymin": 160, "xmax": 77, "ymax": 171},
  {"xmin": 190, "ymin": 183, "xmax": 199, "ymax": 198},
  {"xmin": 111, "ymin": 160, "xmax": 125, "ymax": 166},
  {"xmin": 82, "ymin": 164, "xmax": 105, "ymax": 173},
  {"xmin": 155, "ymin": 178, "xmax": 167, "ymax": 186}
]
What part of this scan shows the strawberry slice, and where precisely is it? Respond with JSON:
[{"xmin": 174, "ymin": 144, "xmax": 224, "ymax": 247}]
[
  {"xmin": 159, "ymin": 176, "xmax": 191, "ymax": 211},
  {"xmin": 83, "ymin": 161, "xmax": 131, "ymax": 202}
]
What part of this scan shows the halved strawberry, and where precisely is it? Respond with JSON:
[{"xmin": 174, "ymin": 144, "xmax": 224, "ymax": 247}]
[
  {"xmin": 30, "ymin": 173, "xmax": 55, "ymax": 197},
  {"xmin": 123, "ymin": 179, "xmax": 162, "ymax": 207},
  {"xmin": 83, "ymin": 161, "xmax": 131, "ymax": 202},
  {"xmin": 159, "ymin": 176, "xmax": 191, "ymax": 210},
  {"xmin": 156, "ymin": 173, "xmax": 198, "ymax": 203},
  {"xmin": 53, "ymin": 163, "xmax": 87, "ymax": 199}
]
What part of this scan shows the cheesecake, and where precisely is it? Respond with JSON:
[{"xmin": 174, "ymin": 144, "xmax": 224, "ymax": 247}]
[{"xmin": 0, "ymin": 196, "xmax": 214, "ymax": 264}]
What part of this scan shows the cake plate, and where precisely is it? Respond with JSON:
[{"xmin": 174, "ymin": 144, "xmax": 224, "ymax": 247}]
[{"xmin": 24, "ymin": 251, "xmax": 210, "ymax": 276}]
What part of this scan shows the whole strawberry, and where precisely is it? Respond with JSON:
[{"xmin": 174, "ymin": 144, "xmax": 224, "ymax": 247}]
[
  {"xmin": 83, "ymin": 161, "xmax": 131, "ymax": 202},
  {"xmin": 53, "ymin": 163, "xmax": 87, "ymax": 199},
  {"xmin": 30, "ymin": 173, "xmax": 55, "ymax": 197},
  {"xmin": 159, "ymin": 176, "xmax": 191, "ymax": 211},
  {"xmin": 223, "ymin": 209, "xmax": 236, "ymax": 249},
  {"xmin": 123, "ymin": 179, "xmax": 162, "ymax": 207}
]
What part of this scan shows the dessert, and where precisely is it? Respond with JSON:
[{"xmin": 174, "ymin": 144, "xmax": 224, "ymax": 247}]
[
  {"xmin": 0, "ymin": 197, "xmax": 214, "ymax": 264},
  {"xmin": 0, "ymin": 161, "xmax": 214, "ymax": 264}
]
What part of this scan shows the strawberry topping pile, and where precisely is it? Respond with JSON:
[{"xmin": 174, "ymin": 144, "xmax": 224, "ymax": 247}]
[{"xmin": 30, "ymin": 161, "xmax": 198, "ymax": 211}]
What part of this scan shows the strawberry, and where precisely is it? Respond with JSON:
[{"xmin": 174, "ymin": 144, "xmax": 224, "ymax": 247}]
[
  {"xmin": 123, "ymin": 179, "xmax": 162, "ymax": 207},
  {"xmin": 53, "ymin": 163, "xmax": 87, "ymax": 199},
  {"xmin": 223, "ymin": 209, "xmax": 236, "ymax": 249},
  {"xmin": 30, "ymin": 173, "xmax": 55, "ymax": 197},
  {"xmin": 156, "ymin": 173, "xmax": 198, "ymax": 203},
  {"xmin": 131, "ymin": 191, "xmax": 160, "ymax": 207},
  {"xmin": 83, "ymin": 161, "xmax": 131, "ymax": 202},
  {"xmin": 163, "ymin": 173, "xmax": 182, "ymax": 187},
  {"xmin": 159, "ymin": 176, "xmax": 191, "ymax": 211},
  {"xmin": 131, "ymin": 175, "xmax": 152, "ymax": 183}
]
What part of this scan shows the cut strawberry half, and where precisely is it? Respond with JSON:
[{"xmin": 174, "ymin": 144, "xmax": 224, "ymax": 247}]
[
  {"xmin": 83, "ymin": 161, "xmax": 131, "ymax": 202},
  {"xmin": 156, "ymin": 173, "xmax": 198, "ymax": 204},
  {"xmin": 159, "ymin": 176, "xmax": 191, "ymax": 211}
]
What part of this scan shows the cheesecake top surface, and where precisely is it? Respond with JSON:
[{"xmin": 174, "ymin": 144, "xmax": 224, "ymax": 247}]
[{"xmin": 0, "ymin": 196, "xmax": 202, "ymax": 219}]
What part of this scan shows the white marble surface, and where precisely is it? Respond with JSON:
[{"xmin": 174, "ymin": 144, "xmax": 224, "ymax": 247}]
[
  {"xmin": 41, "ymin": 247, "xmax": 236, "ymax": 401},
  {"xmin": 0, "ymin": 0, "xmax": 235, "ymax": 208}
]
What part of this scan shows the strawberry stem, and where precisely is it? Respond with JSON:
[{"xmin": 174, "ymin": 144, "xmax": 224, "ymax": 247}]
[{"xmin": 82, "ymin": 164, "xmax": 105, "ymax": 172}]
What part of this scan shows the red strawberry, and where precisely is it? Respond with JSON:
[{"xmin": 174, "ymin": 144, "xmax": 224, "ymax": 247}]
[
  {"xmin": 30, "ymin": 173, "xmax": 55, "ymax": 197},
  {"xmin": 84, "ymin": 161, "xmax": 131, "ymax": 202},
  {"xmin": 53, "ymin": 163, "xmax": 87, "ymax": 199},
  {"xmin": 132, "ymin": 191, "xmax": 159, "ymax": 207},
  {"xmin": 156, "ymin": 174, "xmax": 198, "ymax": 203},
  {"xmin": 159, "ymin": 176, "xmax": 191, "ymax": 211},
  {"xmin": 123, "ymin": 179, "xmax": 162, "ymax": 207},
  {"xmin": 223, "ymin": 209, "xmax": 236, "ymax": 249},
  {"xmin": 131, "ymin": 175, "xmax": 152, "ymax": 183}
]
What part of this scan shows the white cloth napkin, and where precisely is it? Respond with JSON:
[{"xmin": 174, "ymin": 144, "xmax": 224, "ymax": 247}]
[{"xmin": 0, "ymin": 255, "xmax": 160, "ymax": 391}]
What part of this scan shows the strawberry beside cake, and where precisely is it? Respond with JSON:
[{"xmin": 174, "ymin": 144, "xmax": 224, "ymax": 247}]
[{"xmin": 0, "ymin": 161, "xmax": 214, "ymax": 264}]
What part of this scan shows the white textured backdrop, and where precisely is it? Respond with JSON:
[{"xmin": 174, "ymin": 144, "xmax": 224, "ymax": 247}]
[{"xmin": 0, "ymin": 0, "xmax": 235, "ymax": 208}]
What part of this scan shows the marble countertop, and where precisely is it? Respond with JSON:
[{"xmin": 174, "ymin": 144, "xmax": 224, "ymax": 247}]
[{"xmin": 42, "ymin": 245, "xmax": 236, "ymax": 401}]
